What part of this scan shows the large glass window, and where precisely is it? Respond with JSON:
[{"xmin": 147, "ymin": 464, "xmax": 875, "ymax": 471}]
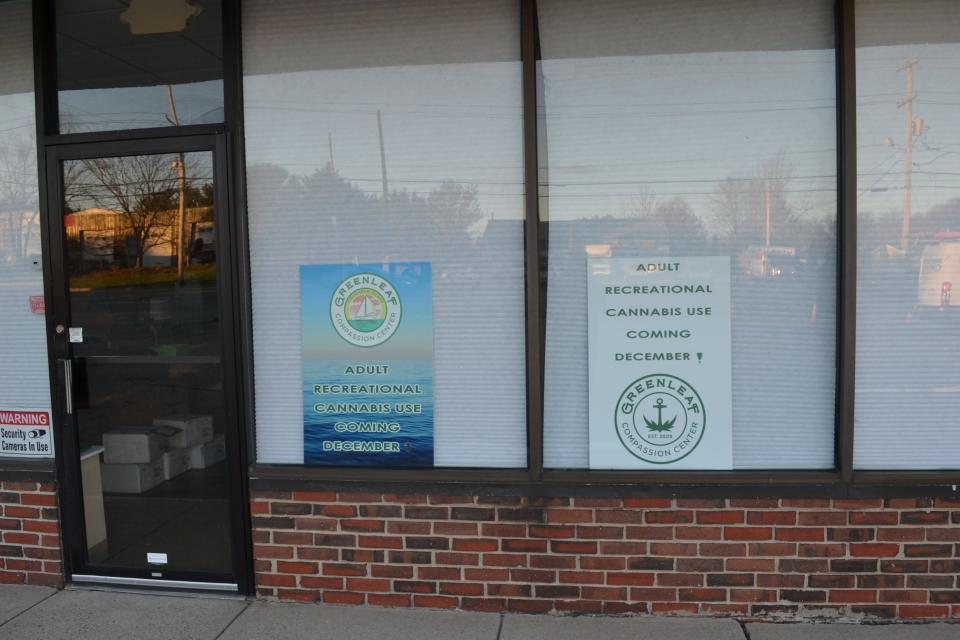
[
  {"xmin": 538, "ymin": 0, "xmax": 839, "ymax": 469},
  {"xmin": 855, "ymin": 0, "xmax": 960, "ymax": 470},
  {"xmin": 0, "ymin": 1, "xmax": 50, "ymax": 420},
  {"xmin": 55, "ymin": 0, "xmax": 224, "ymax": 133},
  {"xmin": 243, "ymin": 0, "xmax": 527, "ymax": 467}
]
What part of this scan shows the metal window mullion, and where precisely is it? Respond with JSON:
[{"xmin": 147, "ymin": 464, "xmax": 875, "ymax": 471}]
[
  {"xmin": 836, "ymin": 0, "xmax": 858, "ymax": 482},
  {"xmin": 521, "ymin": 0, "xmax": 544, "ymax": 480}
]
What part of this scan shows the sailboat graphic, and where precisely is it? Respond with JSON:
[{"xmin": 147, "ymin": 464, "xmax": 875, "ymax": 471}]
[{"xmin": 349, "ymin": 293, "xmax": 383, "ymax": 320}]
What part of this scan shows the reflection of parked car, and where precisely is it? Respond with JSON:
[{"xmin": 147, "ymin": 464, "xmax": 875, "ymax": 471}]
[
  {"xmin": 739, "ymin": 245, "xmax": 801, "ymax": 278},
  {"xmin": 918, "ymin": 241, "xmax": 960, "ymax": 308}
]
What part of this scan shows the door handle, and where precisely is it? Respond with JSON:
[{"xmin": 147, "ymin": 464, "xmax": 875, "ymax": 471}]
[{"xmin": 59, "ymin": 358, "xmax": 73, "ymax": 415}]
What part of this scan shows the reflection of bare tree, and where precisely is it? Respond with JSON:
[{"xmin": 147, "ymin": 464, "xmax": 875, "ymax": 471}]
[
  {"xmin": 0, "ymin": 134, "xmax": 39, "ymax": 261},
  {"xmin": 67, "ymin": 154, "xmax": 192, "ymax": 269},
  {"xmin": 711, "ymin": 153, "xmax": 813, "ymax": 245}
]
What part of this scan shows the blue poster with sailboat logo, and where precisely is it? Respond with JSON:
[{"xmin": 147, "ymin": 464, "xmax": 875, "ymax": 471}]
[{"xmin": 300, "ymin": 262, "xmax": 434, "ymax": 466}]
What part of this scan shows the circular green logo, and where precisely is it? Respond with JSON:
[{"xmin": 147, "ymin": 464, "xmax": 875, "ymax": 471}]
[
  {"xmin": 330, "ymin": 273, "xmax": 402, "ymax": 347},
  {"xmin": 613, "ymin": 374, "xmax": 705, "ymax": 464}
]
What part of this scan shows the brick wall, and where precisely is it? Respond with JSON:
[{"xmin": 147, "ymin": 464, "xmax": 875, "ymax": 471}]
[
  {"xmin": 251, "ymin": 492, "xmax": 960, "ymax": 621},
  {"xmin": 0, "ymin": 480, "xmax": 63, "ymax": 587}
]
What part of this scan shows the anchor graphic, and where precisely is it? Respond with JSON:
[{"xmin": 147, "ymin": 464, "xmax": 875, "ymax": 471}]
[{"xmin": 642, "ymin": 398, "xmax": 677, "ymax": 432}]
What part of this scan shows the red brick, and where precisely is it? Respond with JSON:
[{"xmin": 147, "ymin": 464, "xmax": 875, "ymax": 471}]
[
  {"xmin": 645, "ymin": 511, "xmax": 693, "ymax": 524},
  {"xmin": 746, "ymin": 511, "xmax": 796, "ymax": 526},
  {"xmin": 724, "ymin": 527, "xmax": 772, "ymax": 541},
  {"xmin": 622, "ymin": 498, "xmax": 671, "ymax": 508},
  {"xmin": 674, "ymin": 526, "xmax": 721, "ymax": 541},
  {"xmin": 546, "ymin": 509, "xmax": 593, "ymax": 524},
  {"xmin": 899, "ymin": 605, "xmax": 949, "ymax": 619},
  {"xmin": 414, "ymin": 595, "xmax": 459, "ymax": 609},
  {"xmin": 797, "ymin": 511, "xmax": 846, "ymax": 526},
  {"xmin": 453, "ymin": 538, "xmax": 497, "ymax": 552},
  {"xmin": 775, "ymin": 528, "xmax": 824, "ymax": 542},
  {"xmin": 345, "ymin": 578, "xmax": 390, "ymax": 592},
  {"xmin": 696, "ymin": 511, "xmax": 744, "ymax": 525},
  {"xmin": 679, "ymin": 588, "xmax": 726, "ymax": 602},
  {"xmin": 323, "ymin": 591, "xmax": 365, "ymax": 605},
  {"xmin": 276, "ymin": 561, "xmax": 317, "ymax": 575},
  {"xmin": 607, "ymin": 573, "xmax": 654, "ymax": 586},
  {"xmin": 829, "ymin": 589, "xmax": 878, "ymax": 603},
  {"xmin": 850, "ymin": 512, "xmax": 898, "ymax": 525},
  {"xmin": 550, "ymin": 541, "xmax": 597, "ymax": 554},
  {"xmin": 850, "ymin": 543, "xmax": 900, "ymax": 558},
  {"xmin": 291, "ymin": 491, "xmax": 337, "ymax": 502},
  {"xmin": 367, "ymin": 594, "xmax": 411, "ymax": 607}
]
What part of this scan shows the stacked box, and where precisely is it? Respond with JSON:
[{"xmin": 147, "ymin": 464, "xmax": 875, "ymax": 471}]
[
  {"xmin": 161, "ymin": 447, "xmax": 191, "ymax": 480},
  {"xmin": 102, "ymin": 427, "xmax": 165, "ymax": 464},
  {"xmin": 101, "ymin": 457, "xmax": 165, "ymax": 494},
  {"xmin": 188, "ymin": 434, "xmax": 226, "ymax": 469},
  {"xmin": 153, "ymin": 415, "xmax": 214, "ymax": 448}
]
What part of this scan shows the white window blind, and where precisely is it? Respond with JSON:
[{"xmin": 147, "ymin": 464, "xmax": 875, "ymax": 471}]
[
  {"xmin": 0, "ymin": 1, "xmax": 49, "ymax": 418},
  {"xmin": 854, "ymin": 0, "xmax": 960, "ymax": 470},
  {"xmin": 243, "ymin": 0, "xmax": 527, "ymax": 467},
  {"xmin": 538, "ymin": 0, "xmax": 838, "ymax": 469}
]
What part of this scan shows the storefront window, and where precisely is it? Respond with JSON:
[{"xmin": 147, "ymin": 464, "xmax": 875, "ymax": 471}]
[
  {"xmin": 55, "ymin": 0, "xmax": 224, "ymax": 133},
  {"xmin": 0, "ymin": 1, "xmax": 50, "ymax": 418},
  {"xmin": 538, "ymin": 0, "xmax": 838, "ymax": 469},
  {"xmin": 243, "ymin": 0, "xmax": 527, "ymax": 467},
  {"xmin": 855, "ymin": 0, "xmax": 960, "ymax": 470}
]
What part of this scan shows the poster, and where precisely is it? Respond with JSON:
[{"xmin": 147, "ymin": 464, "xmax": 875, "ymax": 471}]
[
  {"xmin": 300, "ymin": 262, "xmax": 434, "ymax": 466},
  {"xmin": 0, "ymin": 410, "xmax": 53, "ymax": 458},
  {"xmin": 587, "ymin": 257, "xmax": 732, "ymax": 469}
]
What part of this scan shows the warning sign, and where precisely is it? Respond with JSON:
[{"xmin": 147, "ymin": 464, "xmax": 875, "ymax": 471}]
[{"xmin": 0, "ymin": 410, "xmax": 54, "ymax": 458}]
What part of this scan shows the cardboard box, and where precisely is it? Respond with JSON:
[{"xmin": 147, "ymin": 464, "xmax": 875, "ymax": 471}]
[
  {"xmin": 161, "ymin": 447, "xmax": 191, "ymax": 480},
  {"xmin": 101, "ymin": 458, "xmax": 164, "ymax": 494},
  {"xmin": 102, "ymin": 427, "xmax": 165, "ymax": 464},
  {"xmin": 153, "ymin": 415, "xmax": 214, "ymax": 448},
  {"xmin": 189, "ymin": 434, "xmax": 226, "ymax": 469}
]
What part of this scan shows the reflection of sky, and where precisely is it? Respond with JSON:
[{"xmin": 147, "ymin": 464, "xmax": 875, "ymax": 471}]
[
  {"xmin": 857, "ymin": 42, "xmax": 960, "ymax": 222},
  {"xmin": 58, "ymin": 80, "xmax": 224, "ymax": 133},
  {"xmin": 243, "ymin": 47, "xmax": 842, "ymax": 232},
  {"xmin": 539, "ymin": 49, "xmax": 838, "ymax": 227},
  {"xmin": 243, "ymin": 64, "xmax": 525, "ymax": 221}
]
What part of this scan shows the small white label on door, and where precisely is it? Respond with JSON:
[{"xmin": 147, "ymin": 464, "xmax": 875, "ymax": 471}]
[
  {"xmin": 147, "ymin": 552, "xmax": 168, "ymax": 565},
  {"xmin": 68, "ymin": 327, "xmax": 83, "ymax": 343}
]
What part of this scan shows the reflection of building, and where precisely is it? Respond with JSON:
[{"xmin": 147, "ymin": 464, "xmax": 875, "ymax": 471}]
[{"xmin": 64, "ymin": 206, "xmax": 214, "ymax": 268}]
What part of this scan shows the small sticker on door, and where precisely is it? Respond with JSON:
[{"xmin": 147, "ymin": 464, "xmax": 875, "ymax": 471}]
[
  {"xmin": 68, "ymin": 327, "xmax": 83, "ymax": 343},
  {"xmin": 147, "ymin": 552, "xmax": 168, "ymax": 565}
]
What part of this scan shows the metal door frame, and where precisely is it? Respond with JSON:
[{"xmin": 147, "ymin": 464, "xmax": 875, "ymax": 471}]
[{"xmin": 42, "ymin": 134, "xmax": 253, "ymax": 592}]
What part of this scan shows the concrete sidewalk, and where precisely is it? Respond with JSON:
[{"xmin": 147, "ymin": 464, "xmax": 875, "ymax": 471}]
[{"xmin": 0, "ymin": 585, "xmax": 957, "ymax": 640}]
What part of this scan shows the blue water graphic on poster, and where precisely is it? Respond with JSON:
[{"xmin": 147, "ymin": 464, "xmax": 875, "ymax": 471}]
[{"xmin": 301, "ymin": 262, "xmax": 434, "ymax": 466}]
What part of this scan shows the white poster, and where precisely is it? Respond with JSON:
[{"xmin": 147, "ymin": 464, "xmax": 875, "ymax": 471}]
[{"xmin": 588, "ymin": 257, "xmax": 732, "ymax": 469}]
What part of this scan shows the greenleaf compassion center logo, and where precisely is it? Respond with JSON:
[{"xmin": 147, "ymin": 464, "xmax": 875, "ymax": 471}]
[
  {"xmin": 614, "ymin": 374, "xmax": 705, "ymax": 464},
  {"xmin": 330, "ymin": 272, "xmax": 402, "ymax": 348}
]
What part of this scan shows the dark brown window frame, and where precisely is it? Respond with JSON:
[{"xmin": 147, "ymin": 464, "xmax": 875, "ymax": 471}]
[
  {"xmin": 13, "ymin": 0, "xmax": 957, "ymax": 496},
  {"xmin": 247, "ymin": 0, "xmax": 957, "ymax": 494},
  {"xmin": 249, "ymin": 0, "xmax": 960, "ymax": 493}
]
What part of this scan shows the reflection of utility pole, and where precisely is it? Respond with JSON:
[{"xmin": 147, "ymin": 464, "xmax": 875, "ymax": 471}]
[
  {"xmin": 765, "ymin": 178, "xmax": 772, "ymax": 247},
  {"xmin": 167, "ymin": 84, "xmax": 187, "ymax": 286},
  {"xmin": 327, "ymin": 131, "xmax": 335, "ymax": 171},
  {"xmin": 898, "ymin": 58, "xmax": 919, "ymax": 253},
  {"xmin": 377, "ymin": 110, "xmax": 388, "ymax": 200}
]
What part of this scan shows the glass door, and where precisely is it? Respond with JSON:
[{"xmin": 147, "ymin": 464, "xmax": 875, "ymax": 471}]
[{"xmin": 47, "ymin": 137, "xmax": 244, "ymax": 588}]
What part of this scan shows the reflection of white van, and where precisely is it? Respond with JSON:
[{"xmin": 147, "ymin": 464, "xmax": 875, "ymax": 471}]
[
  {"xmin": 739, "ymin": 245, "xmax": 799, "ymax": 278},
  {"xmin": 918, "ymin": 242, "xmax": 960, "ymax": 307}
]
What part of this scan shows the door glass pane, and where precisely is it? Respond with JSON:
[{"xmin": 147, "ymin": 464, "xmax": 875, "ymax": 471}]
[
  {"xmin": 63, "ymin": 151, "xmax": 232, "ymax": 575},
  {"xmin": 56, "ymin": 0, "xmax": 224, "ymax": 133}
]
